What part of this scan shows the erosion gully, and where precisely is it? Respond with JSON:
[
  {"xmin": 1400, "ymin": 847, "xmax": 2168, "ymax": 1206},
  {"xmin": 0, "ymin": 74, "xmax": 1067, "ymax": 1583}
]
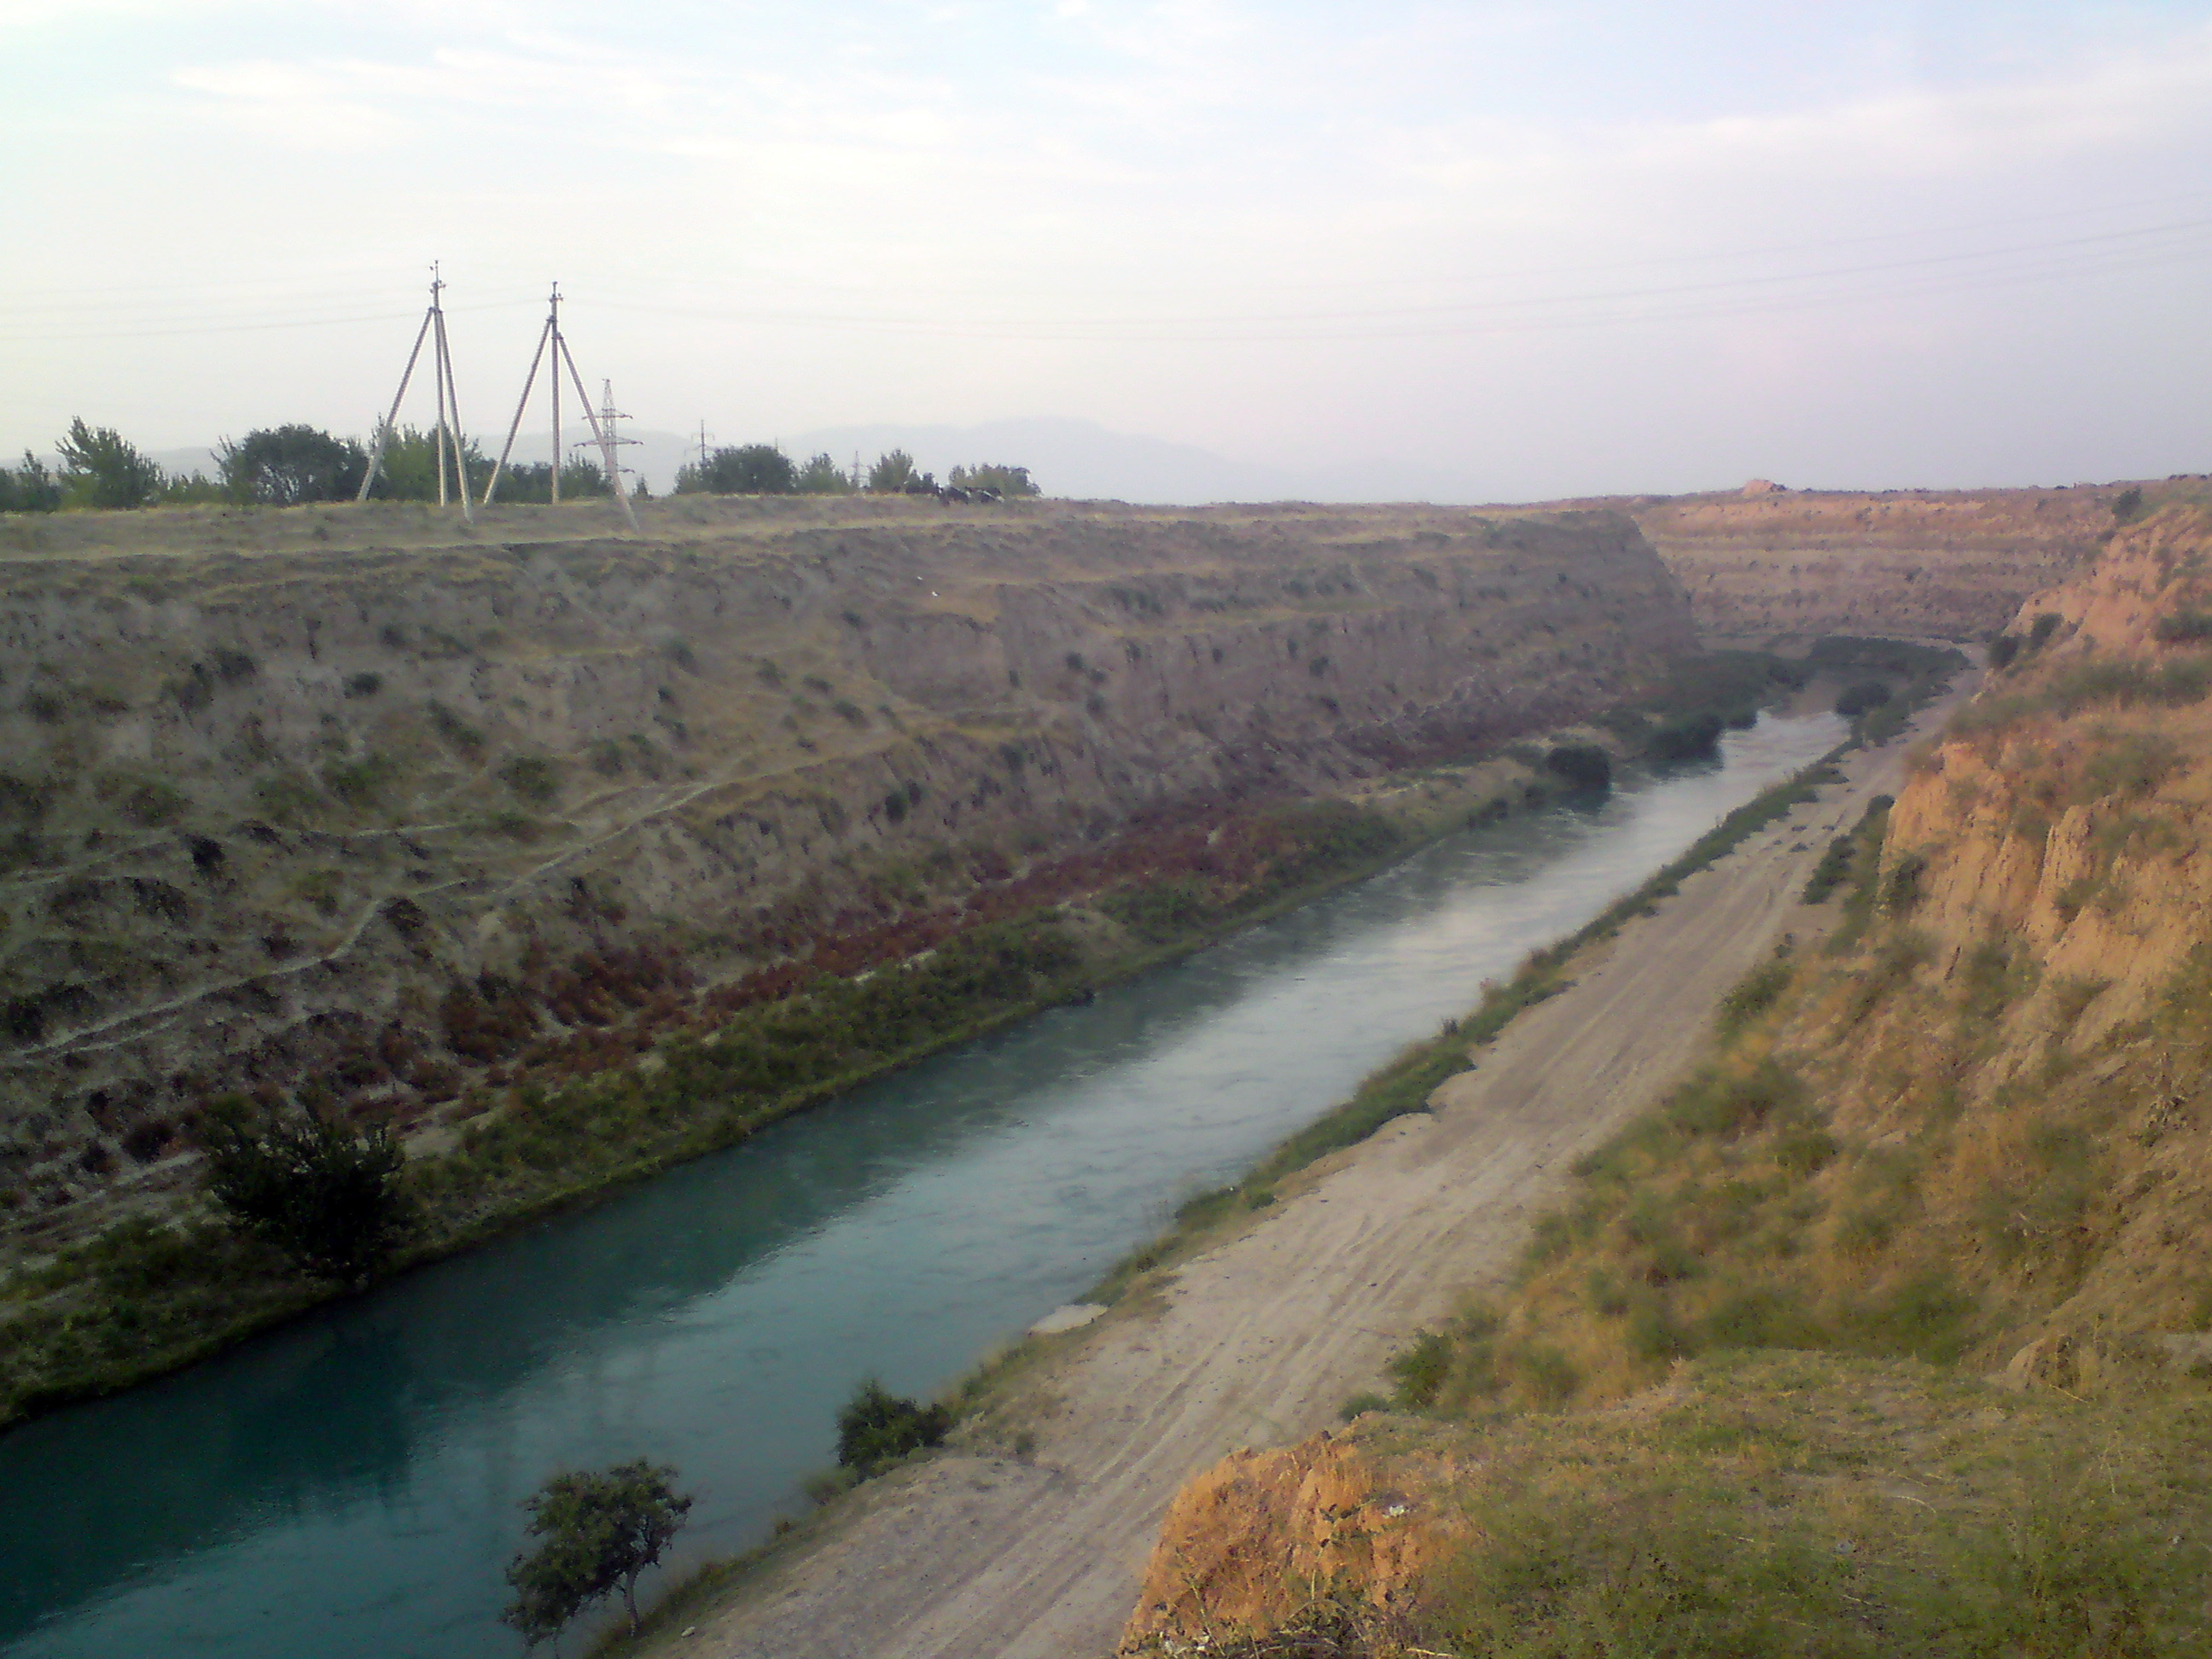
[{"xmin": 0, "ymin": 711, "xmax": 1843, "ymax": 1658}]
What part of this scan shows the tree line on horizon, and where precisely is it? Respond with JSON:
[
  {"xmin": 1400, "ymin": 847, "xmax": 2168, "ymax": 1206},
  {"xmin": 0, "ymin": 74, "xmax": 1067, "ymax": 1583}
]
[
  {"xmin": 0, "ymin": 418, "xmax": 1038, "ymax": 514},
  {"xmin": 675, "ymin": 443, "xmax": 1035, "ymax": 499}
]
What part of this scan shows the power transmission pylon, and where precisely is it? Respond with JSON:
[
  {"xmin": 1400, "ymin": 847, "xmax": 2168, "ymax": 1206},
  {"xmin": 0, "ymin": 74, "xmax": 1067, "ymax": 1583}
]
[
  {"xmin": 358, "ymin": 263, "xmax": 474, "ymax": 521},
  {"xmin": 587, "ymin": 380, "xmax": 642, "ymax": 506},
  {"xmin": 481, "ymin": 283, "xmax": 638, "ymax": 530}
]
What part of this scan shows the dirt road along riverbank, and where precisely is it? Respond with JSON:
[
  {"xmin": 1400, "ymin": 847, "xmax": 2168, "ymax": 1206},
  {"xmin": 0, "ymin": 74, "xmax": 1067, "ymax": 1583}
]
[{"xmin": 654, "ymin": 680, "xmax": 1973, "ymax": 1659}]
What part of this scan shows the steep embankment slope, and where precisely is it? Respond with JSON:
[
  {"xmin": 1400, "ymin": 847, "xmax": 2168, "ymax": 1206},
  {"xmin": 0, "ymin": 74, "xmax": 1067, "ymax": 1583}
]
[
  {"xmin": 1123, "ymin": 489, "xmax": 2212, "ymax": 1656},
  {"xmin": 0, "ymin": 498, "xmax": 1686, "ymax": 1231},
  {"xmin": 1625, "ymin": 482, "xmax": 2122, "ymax": 644}
]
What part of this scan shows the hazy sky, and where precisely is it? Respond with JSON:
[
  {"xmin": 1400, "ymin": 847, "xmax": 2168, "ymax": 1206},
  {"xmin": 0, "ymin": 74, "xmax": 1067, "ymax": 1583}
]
[{"xmin": 4, "ymin": 1, "xmax": 2210, "ymax": 499}]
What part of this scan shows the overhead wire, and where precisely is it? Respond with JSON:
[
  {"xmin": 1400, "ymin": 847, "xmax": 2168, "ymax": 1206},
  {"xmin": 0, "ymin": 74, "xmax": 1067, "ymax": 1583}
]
[
  {"xmin": 573, "ymin": 217, "xmax": 2212, "ymax": 343},
  {"xmin": 2, "ymin": 204, "xmax": 2207, "ymax": 346}
]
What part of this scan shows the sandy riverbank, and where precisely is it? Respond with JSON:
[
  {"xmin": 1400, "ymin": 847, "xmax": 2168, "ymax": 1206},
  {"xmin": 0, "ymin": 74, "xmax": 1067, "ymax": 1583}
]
[{"xmin": 639, "ymin": 678, "xmax": 1974, "ymax": 1659}]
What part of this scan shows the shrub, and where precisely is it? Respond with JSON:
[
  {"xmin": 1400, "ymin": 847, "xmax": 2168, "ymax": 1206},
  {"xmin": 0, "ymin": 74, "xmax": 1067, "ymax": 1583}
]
[
  {"xmin": 0, "ymin": 451, "xmax": 62, "ymax": 513},
  {"xmin": 427, "ymin": 701, "xmax": 486, "ymax": 754},
  {"xmin": 1644, "ymin": 711, "xmax": 1725, "ymax": 761},
  {"xmin": 1544, "ymin": 744, "xmax": 1612, "ymax": 790},
  {"xmin": 324, "ymin": 753, "xmax": 394, "ymax": 808},
  {"xmin": 1663, "ymin": 1063, "xmax": 1801, "ymax": 1139},
  {"xmin": 1834, "ymin": 679, "xmax": 1892, "ymax": 718},
  {"xmin": 1801, "ymin": 835, "xmax": 1854, "ymax": 904},
  {"xmin": 1388, "ymin": 1331, "xmax": 1453, "ymax": 1408},
  {"xmin": 2154, "ymin": 608, "xmax": 2212, "ymax": 643},
  {"xmin": 1883, "ymin": 852, "xmax": 1928, "ymax": 913},
  {"xmin": 120, "ymin": 781, "xmax": 187, "ymax": 827},
  {"xmin": 1715, "ymin": 960, "xmax": 1791, "ymax": 1036},
  {"xmin": 499, "ymin": 755, "xmax": 561, "ymax": 804},
  {"xmin": 835, "ymin": 1379, "xmax": 951, "ymax": 1476}
]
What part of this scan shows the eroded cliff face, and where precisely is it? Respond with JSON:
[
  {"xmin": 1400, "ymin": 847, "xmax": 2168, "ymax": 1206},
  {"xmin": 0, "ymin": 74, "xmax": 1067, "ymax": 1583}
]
[
  {"xmin": 1622, "ymin": 484, "xmax": 2123, "ymax": 645},
  {"xmin": 0, "ymin": 496, "xmax": 1691, "ymax": 1221}
]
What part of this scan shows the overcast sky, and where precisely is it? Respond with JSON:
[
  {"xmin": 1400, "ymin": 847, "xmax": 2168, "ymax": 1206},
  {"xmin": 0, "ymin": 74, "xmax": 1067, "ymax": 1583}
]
[{"xmin": 4, "ymin": 1, "xmax": 2210, "ymax": 500}]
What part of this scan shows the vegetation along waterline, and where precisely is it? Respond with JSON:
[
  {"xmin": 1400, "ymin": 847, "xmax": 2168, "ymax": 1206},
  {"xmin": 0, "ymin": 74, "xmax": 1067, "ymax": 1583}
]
[{"xmin": 0, "ymin": 632, "xmax": 1948, "ymax": 1432}]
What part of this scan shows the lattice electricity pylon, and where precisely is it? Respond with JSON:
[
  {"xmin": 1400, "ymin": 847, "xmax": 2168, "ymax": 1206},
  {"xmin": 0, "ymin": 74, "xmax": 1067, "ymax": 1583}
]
[
  {"xmin": 480, "ymin": 283, "xmax": 638, "ymax": 530},
  {"xmin": 357, "ymin": 264, "xmax": 474, "ymax": 521}
]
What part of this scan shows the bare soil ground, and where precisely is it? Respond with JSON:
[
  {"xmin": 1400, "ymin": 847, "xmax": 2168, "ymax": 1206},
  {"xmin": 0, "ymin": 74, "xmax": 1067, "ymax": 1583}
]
[{"xmin": 648, "ymin": 678, "xmax": 1976, "ymax": 1659}]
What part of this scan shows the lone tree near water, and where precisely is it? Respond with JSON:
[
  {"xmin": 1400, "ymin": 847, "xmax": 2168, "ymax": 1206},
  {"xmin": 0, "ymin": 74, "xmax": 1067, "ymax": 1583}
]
[{"xmin": 503, "ymin": 1461, "xmax": 692, "ymax": 1648}]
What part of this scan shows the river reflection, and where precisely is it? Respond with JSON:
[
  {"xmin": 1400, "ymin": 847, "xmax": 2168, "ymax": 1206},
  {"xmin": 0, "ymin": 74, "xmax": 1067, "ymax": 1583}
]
[{"xmin": 0, "ymin": 713, "xmax": 1842, "ymax": 1659}]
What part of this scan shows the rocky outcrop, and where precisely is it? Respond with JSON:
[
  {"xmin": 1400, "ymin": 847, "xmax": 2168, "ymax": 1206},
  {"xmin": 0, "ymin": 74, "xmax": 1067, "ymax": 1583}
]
[{"xmin": 0, "ymin": 496, "xmax": 1691, "ymax": 1221}]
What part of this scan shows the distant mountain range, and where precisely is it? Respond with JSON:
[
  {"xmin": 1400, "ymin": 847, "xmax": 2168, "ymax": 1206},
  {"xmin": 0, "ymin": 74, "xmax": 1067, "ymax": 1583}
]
[{"xmin": 146, "ymin": 416, "xmax": 1477, "ymax": 505}]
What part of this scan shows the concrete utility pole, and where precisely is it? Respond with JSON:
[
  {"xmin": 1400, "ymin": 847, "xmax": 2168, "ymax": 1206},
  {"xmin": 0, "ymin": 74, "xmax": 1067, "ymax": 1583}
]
[
  {"xmin": 358, "ymin": 263, "xmax": 473, "ymax": 523},
  {"xmin": 483, "ymin": 283, "xmax": 637, "ymax": 531}
]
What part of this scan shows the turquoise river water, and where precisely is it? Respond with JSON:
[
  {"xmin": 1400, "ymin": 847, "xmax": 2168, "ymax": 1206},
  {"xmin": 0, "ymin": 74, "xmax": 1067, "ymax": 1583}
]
[{"xmin": 0, "ymin": 711, "xmax": 1843, "ymax": 1657}]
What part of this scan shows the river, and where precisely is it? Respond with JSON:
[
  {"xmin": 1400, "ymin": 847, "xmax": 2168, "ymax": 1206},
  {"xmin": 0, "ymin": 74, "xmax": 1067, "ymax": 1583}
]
[{"xmin": 0, "ymin": 711, "xmax": 1843, "ymax": 1658}]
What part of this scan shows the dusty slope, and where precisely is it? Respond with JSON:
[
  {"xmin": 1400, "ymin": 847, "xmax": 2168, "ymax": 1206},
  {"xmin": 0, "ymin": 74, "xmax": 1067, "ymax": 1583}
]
[
  {"xmin": 0, "ymin": 496, "xmax": 1689, "ymax": 1225},
  {"xmin": 653, "ymin": 676, "xmax": 1974, "ymax": 1659}
]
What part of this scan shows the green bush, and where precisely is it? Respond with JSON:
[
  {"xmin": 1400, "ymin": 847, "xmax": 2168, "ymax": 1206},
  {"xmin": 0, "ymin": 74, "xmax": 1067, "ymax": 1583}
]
[
  {"xmin": 1715, "ymin": 960, "xmax": 1791, "ymax": 1036},
  {"xmin": 835, "ymin": 1380, "xmax": 951, "ymax": 1476},
  {"xmin": 1388, "ymin": 1331, "xmax": 1453, "ymax": 1409}
]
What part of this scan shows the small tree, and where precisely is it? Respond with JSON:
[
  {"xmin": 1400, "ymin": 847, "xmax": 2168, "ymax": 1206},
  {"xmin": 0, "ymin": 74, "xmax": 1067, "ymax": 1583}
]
[
  {"xmin": 200, "ymin": 1097, "xmax": 412, "ymax": 1283},
  {"xmin": 948, "ymin": 462, "xmax": 1038, "ymax": 498},
  {"xmin": 502, "ymin": 1461, "xmax": 692, "ymax": 1647},
  {"xmin": 56, "ymin": 417, "xmax": 165, "ymax": 509},
  {"xmin": 865, "ymin": 448, "xmax": 918, "ymax": 493},
  {"xmin": 492, "ymin": 459, "xmax": 614, "ymax": 503},
  {"xmin": 364, "ymin": 423, "xmax": 492, "ymax": 502},
  {"xmin": 793, "ymin": 451, "xmax": 852, "ymax": 494},
  {"xmin": 216, "ymin": 425, "xmax": 370, "ymax": 504}
]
